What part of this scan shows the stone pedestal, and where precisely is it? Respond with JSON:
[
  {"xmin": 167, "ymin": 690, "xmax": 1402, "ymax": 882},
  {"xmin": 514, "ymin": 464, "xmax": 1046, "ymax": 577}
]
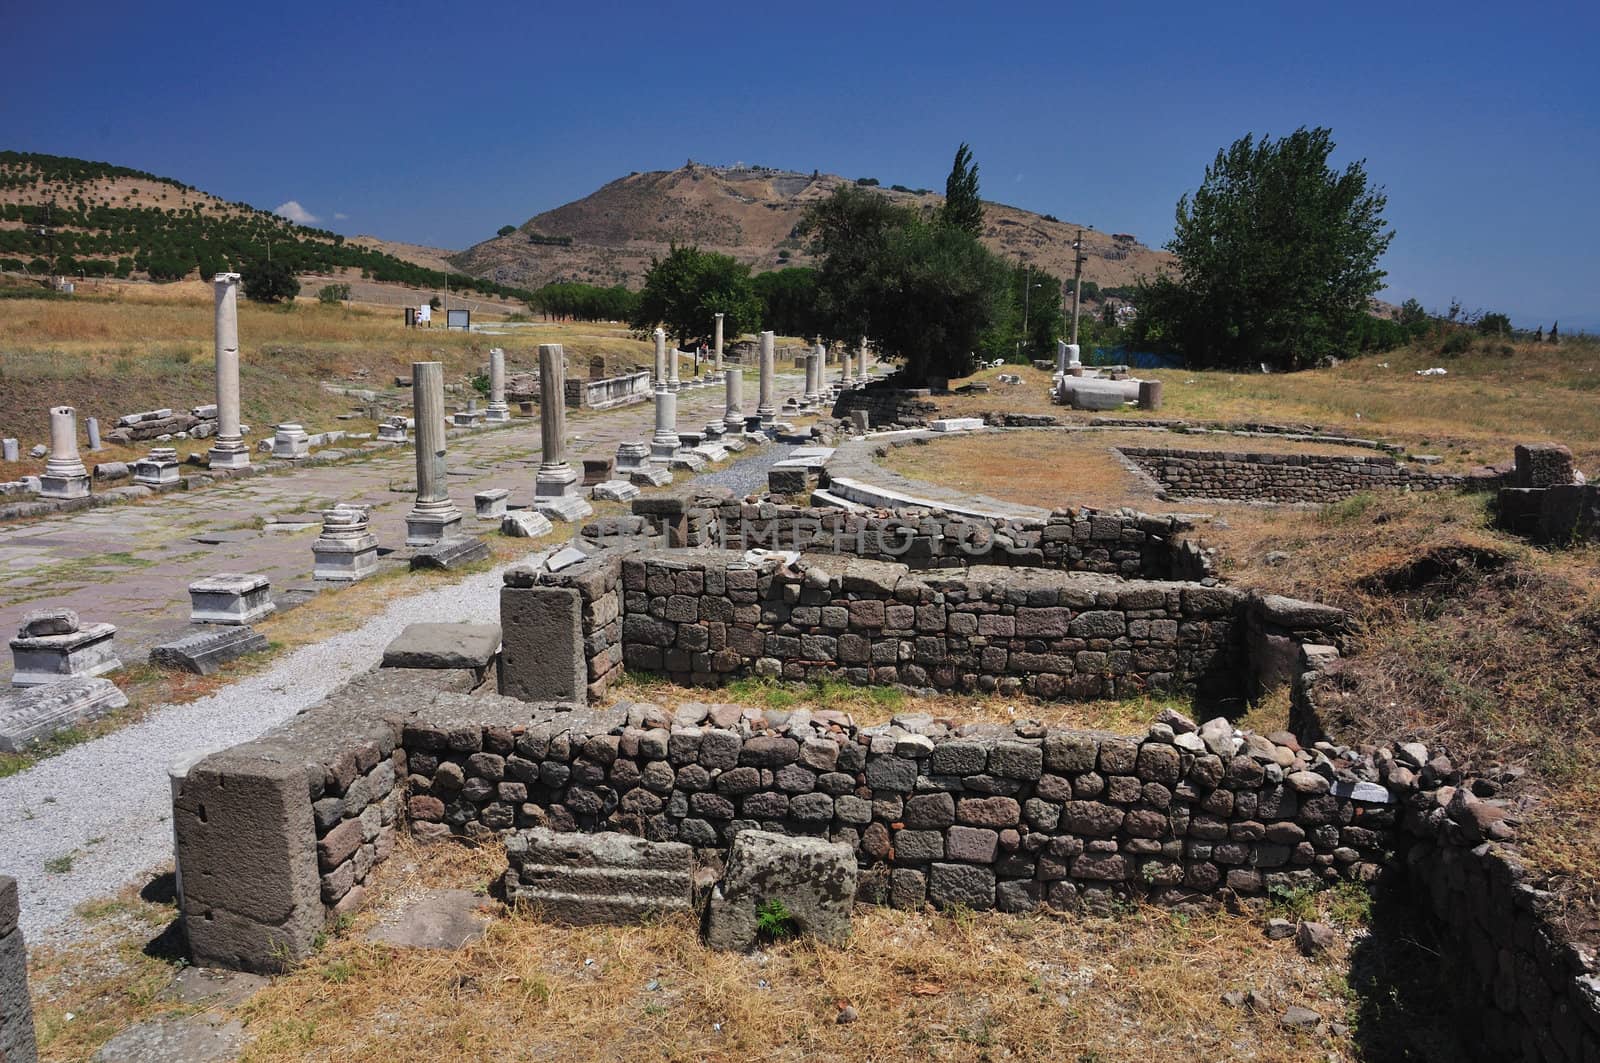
[
  {"xmin": 486, "ymin": 347, "xmax": 511, "ymax": 422},
  {"xmin": 271, "ymin": 424, "xmax": 310, "ymax": 460},
  {"xmin": 533, "ymin": 344, "xmax": 593, "ymax": 522},
  {"xmin": 39, "ymin": 406, "xmax": 90, "ymax": 500},
  {"xmin": 650, "ymin": 386, "xmax": 681, "ymax": 461},
  {"xmin": 617, "ymin": 440, "xmax": 671, "ymax": 487},
  {"xmin": 312, "ymin": 507, "xmax": 379, "ymax": 581},
  {"xmin": 208, "ymin": 273, "xmax": 251, "ymax": 470},
  {"xmin": 407, "ymin": 362, "xmax": 463, "ymax": 546},
  {"xmin": 2, "ymin": 438, "xmax": 17, "ymax": 463},
  {"xmin": 756, "ymin": 330, "xmax": 777, "ymax": 425},
  {"xmin": 188, "ymin": 573, "xmax": 275, "ymax": 625},
  {"xmin": 475, "ymin": 488, "xmax": 510, "ymax": 520},
  {"xmin": 377, "ymin": 417, "xmax": 408, "ymax": 443},
  {"xmin": 10, "ymin": 621, "xmax": 121, "ymax": 687},
  {"xmin": 132, "ymin": 446, "xmax": 180, "ymax": 486}
]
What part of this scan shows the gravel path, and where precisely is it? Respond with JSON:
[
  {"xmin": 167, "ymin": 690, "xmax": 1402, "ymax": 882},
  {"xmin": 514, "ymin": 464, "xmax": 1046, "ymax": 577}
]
[
  {"xmin": 0, "ymin": 552, "xmax": 541, "ymax": 942},
  {"xmin": 694, "ymin": 441, "xmax": 797, "ymax": 496}
]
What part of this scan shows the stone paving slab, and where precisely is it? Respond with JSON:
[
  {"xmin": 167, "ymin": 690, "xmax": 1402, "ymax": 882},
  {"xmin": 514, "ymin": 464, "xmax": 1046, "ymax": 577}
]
[{"xmin": 0, "ymin": 376, "xmax": 804, "ymax": 684}]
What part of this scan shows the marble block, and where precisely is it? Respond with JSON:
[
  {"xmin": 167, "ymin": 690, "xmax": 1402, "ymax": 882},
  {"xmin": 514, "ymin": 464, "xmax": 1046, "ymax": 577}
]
[
  {"xmin": 475, "ymin": 489, "xmax": 510, "ymax": 520},
  {"xmin": 188, "ymin": 573, "xmax": 275, "ymax": 625},
  {"xmin": 10, "ymin": 623, "xmax": 121, "ymax": 687},
  {"xmin": 0, "ymin": 677, "xmax": 128, "ymax": 751}
]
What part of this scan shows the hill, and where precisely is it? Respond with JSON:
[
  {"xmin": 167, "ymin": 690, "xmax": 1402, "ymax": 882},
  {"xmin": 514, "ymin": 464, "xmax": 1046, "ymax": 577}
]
[
  {"xmin": 0, "ymin": 151, "xmax": 529, "ymax": 302},
  {"xmin": 451, "ymin": 161, "xmax": 1173, "ymax": 295}
]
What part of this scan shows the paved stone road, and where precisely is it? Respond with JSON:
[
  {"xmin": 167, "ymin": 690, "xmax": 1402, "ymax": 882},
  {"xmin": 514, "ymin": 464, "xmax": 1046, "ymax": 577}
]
[{"xmin": 0, "ymin": 373, "xmax": 803, "ymax": 684}]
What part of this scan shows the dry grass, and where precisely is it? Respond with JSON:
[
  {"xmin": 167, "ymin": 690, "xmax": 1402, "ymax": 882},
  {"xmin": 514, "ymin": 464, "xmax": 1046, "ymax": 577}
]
[
  {"xmin": 0, "ymin": 282, "xmax": 655, "ymax": 448},
  {"xmin": 936, "ymin": 336, "xmax": 1600, "ymax": 473},
  {"xmin": 880, "ymin": 428, "xmax": 1383, "ymax": 514}
]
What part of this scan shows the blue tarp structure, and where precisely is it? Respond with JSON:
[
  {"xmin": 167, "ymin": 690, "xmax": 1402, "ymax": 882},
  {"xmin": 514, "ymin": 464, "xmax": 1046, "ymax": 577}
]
[{"xmin": 1088, "ymin": 345, "xmax": 1185, "ymax": 370}]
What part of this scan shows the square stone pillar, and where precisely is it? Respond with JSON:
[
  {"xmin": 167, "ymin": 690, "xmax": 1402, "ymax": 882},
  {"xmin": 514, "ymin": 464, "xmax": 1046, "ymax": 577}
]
[
  {"xmin": 208, "ymin": 273, "xmax": 250, "ymax": 470},
  {"xmin": 406, "ymin": 361, "xmax": 462, "ymax": 546},
  {"xmin": 534, "ymin": 344, "xmax": 593, "ymax": 522}
]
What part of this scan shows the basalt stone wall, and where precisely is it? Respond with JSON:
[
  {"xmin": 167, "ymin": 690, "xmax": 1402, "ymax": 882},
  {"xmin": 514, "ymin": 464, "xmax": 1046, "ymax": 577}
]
[
  {"xmin": 400, "ymin": 699, "xmax": 1405, "ymax": 915},
  {"xmin": 830, "ymin": 387, "xmax": 939, "ymax": 428},
  {"xmin": 171, "ymin": 668, "xmax": 476, "ymax": 971},
  {"xmin": 589, "ymin": 492, "xmax": 1214, "ymax": 581},
  {"xmin": 1119, "ymin": 446, "xmax": 1463, "ymax": 503},
  {"xmin": 1291, "ymin": 664, "xmax": 1600, "ymax": 1063},
  {"xmin": 0, "ymin": 875, "xmax": 38, "ymax": 1063},
  {"xmin": 504, "ymin": 547, "xmax": 1343, "ymax": 704},
  {"xmin": 1496, "ymin": 484, "xmax": 1600, "ymax": 545}
]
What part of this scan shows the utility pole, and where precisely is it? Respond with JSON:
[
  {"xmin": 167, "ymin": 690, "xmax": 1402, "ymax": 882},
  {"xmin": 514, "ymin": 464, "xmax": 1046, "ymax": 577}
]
[
  {"xmin": 1069, "ymin": 229, "xmax": 1086, "ymax": 346},
  {"xmin": 1018, "ymin": 264, "xmax": 1031, "ymax": 360}
]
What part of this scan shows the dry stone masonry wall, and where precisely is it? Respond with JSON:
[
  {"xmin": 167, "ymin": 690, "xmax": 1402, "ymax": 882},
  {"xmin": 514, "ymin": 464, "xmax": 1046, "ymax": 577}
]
[{"xmin": 1118, "ymin": 446, "xmax": 1464, "ymax": 503}]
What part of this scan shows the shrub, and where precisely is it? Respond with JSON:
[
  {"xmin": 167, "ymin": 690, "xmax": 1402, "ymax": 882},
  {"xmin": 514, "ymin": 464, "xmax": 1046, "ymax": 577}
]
[
  {"xmin": 1440, "ymin": 330, "xmax": 1473, "ymax": 356},
  {"xmin": 317, "ymin": 283, "xmax": 351, "ymax": 305}
]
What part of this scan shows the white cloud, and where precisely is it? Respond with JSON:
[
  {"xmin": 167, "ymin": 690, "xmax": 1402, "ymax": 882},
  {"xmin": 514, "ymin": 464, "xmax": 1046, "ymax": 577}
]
[
  {"xmin": 333, "ymin": 212, "xmax": 349, "ymax": 221},
  {"xmin": 274, "ymin": 200, "xmax": 319, "ymax": 224}
]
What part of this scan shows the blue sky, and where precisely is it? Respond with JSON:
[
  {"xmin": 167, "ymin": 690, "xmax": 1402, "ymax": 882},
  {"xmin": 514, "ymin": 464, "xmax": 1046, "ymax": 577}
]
[{"xmin": 10, "ymin": 0, "xmax": 1598, "ymax": 329}]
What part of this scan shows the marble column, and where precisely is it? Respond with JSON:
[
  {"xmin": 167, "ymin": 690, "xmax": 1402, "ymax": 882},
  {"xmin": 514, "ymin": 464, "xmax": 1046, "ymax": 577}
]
[
  {"xmin": 486, "ymin": 347, "xmax": 510, "ymax": 422},
  {"xmin": 859, "ymin": 337, "xmax": 870, "ymax": 384},
  {"xmin": 207, "ymin": 272, "xmax": 250, "ymax": 470},
  {"xmin": 39, "ymin": 406, "xmax": 90, "ymax": 499},
  {"xmin": 668, "ymin": 336, "xmax": 681, "ymax": 392},
  {"xmin": 757, "ymin": 330, "xmax": 776, "ymax": 425},
  {"xmin": 651, "ymin": 379, "xmax": 681, "ymax": 461},
  {"xmin": 405, "ymin": 361, "xmax": 462, "ymax": 546},
  {"xmin": 841, "ymin": 343, "xmax": 855, "ymax": 387},
  {"xmin": 653, "ymin": 328, "xmax": 667, "ymax": 387},
  {"xmin": 724, "ymin": 367, "xmax": 744, "ymax": 433},
  {"xmin": 534, "ymin": 344, "xmax": 592, "ymax": 521},
  {"xmin": 714, "ymin": 313, "xmax": 724, "ymax": 372}
]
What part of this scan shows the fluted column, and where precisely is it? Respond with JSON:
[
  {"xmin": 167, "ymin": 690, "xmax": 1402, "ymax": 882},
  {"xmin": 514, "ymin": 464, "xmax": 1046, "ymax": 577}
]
[
  {"xmin": 39, "ymin": 405, "xmax": 89, "ymax": 499},
  {"xmin": 724, "ymin": 367, "xmax": 743, "ymax": 432},
  {"xmin": 405, "ymin": 361, "xmax": 461, "ymax": 545},
  {"xmin": 713, "ymin": 313, "xmax": 724, "ymax": 372},
  {"xmin": 486, "ymin": 347, "xmax": 510, "ymax": 422},
  {"xmin": 207, "ymin": 273, "xmax": 249, "ymax": 469},
  {"xmin": 757, "ymin": 330, "xmax": 776, "ymax": 424}
]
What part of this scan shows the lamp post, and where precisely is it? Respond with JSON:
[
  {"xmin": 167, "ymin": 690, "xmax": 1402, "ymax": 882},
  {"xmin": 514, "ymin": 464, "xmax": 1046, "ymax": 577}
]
[
  {"xmin": 1069, "ymin": 229, "xmax": 1087, "ymax": 347},
  {"xmin": 1018, "ymin": 266, "xmax": 1043, "ymax": 360}
]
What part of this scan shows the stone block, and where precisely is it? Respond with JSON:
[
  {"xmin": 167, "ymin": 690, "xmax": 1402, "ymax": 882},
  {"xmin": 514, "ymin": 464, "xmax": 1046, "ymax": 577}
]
[
  {"xmin": 928, "ymin": 417, "xmax": 984, "ymax": 432},
  {"xmin": 505, "ymin": 828, "xmax": 693, "ymax": 924},
  {"xmin": 502, "ymin": 510, "xmax": 555, "ymax": 538},
  {"xmin": 591, "ymin": 479, "xmax": 639, "ymax": 502},
  {"xmin": 0, "ymin": 676, "xmax": 128, "ymax": 752},
  {"xmin": 410, "ymin": 536, "xmax": 491, "ymax": 570},
  {"xmin": 382, "ymin": 623, "xmax": 501, "ymax": 679},
  {"xmin": 581, "ymin": 458, "xmax": 616, "ymax": 486},
  {"xmin": 150, "ymin": 626, "xmax": 269, "ymax": 676},
  {"xmin": 188, "ymin": 573, "xmax": 275, "ymax": 625},
  {"xmin": 9, "ymin": 622, "xmax": 121, "ymax": 686},
  {"xmin": 928, "ymin": 863, "xmax": 996, "ymax": 910},
  {"xmin": 173, "ymin": 749, "xmax": 324, "ymax": 972},
  {"xmin": 705, "ymin": 831, "xmax": 857, "ymax": 951},
  {"xmin": 474, "ymin": 488, "xmax": 510, "ymax": 520},
  {"xmin": 500, "ymin": 585, "xmax": 586, "ymax": 703},
  {"xmin": 0, "ymin": 880, "xmax": 39, "ymax": 1063}
]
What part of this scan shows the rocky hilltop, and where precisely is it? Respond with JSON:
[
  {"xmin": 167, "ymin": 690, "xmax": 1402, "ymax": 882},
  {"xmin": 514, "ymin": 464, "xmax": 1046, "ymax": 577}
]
[{"xmin": 452, "ymin": 162, "xmax": 1172, "ymax": 292}]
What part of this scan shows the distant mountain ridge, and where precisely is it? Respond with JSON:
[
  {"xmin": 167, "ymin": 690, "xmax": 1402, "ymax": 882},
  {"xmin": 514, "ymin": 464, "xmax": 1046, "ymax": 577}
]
[{"xmin": 451, "ymin": 161, "xmax": 1174, "ymax": 294}]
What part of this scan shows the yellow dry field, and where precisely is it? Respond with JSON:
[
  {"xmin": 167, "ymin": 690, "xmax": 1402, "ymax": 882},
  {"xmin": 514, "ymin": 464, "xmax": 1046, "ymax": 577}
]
[
  {"xmin": 880, "ymin": 428, "xmax": 1384, "ymax": 513},
  {"xmin": 30, "ymin": 839, "xmax": 1446, "ymax": 1063},
  {"xmin": 0, "ymin": 280, "xmax": 656, "ymax": 474},
  {"xmin": 936, "ymin": 336, "xmax": 1600, "ymax": 473}
]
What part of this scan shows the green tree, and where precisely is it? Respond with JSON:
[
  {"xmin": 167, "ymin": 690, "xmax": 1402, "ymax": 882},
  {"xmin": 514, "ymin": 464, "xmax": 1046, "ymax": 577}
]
[
  {"xmin": 317, "ymin": 282, "xmax": 351, "ymax": 305},
  {"xmin": 753, "ymin": 267, "xmax": 821, "ymax": 337},
  {"xmin": 1133, "ymin": 127, "xmax": 1394, "ymax": 370},
  {"xmin": 939, "ymin": 143, "xmax": 984, "ymax": 237},
  {"xmin": 1477, "ymin": 311, "xmax": 1511, "ymax": 335},
  {"xmin": 803, "ymin": 184, "xmax": 1010, "ymax": 382},
  {"xmin": 630, "ymin": 245, "xmax": 762, "ymax": 347},
  {"xmin": 497, "ymin": 224, "xmax": 517, "ymax": 237},
  {"xmin": 242, "ymin": 257, "xmax": 300, "ymax": 302}
]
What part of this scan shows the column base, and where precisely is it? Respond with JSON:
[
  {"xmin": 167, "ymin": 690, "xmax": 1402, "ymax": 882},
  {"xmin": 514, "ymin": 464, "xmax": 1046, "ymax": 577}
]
[
  {"xmin": 650, "ymin": 438, "xmax": 681, "ymax": 462},
  {"xmin": 38, "ymin": 473, "xmax": 90, "ymax": 500},
  {"xmin": 535, "ymin": 465, "xmax": 580, "ymax": 499},
  {"xmin": 208, "ymin": 445, "xmax": 251, "ymax": 470},
  {"xmin": 484, "ymin": 407, "xmax": 511, "ymax": 423},
  {"xmin": 406, "ymin": 508, "xmax": 462, "ymax": 547}
]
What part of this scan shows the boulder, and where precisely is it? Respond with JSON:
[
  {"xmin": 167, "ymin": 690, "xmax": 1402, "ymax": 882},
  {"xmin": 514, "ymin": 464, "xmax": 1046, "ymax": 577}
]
[{"xmin": 705, "ymin": 830, "xmax": 857, "ymax": 951}]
